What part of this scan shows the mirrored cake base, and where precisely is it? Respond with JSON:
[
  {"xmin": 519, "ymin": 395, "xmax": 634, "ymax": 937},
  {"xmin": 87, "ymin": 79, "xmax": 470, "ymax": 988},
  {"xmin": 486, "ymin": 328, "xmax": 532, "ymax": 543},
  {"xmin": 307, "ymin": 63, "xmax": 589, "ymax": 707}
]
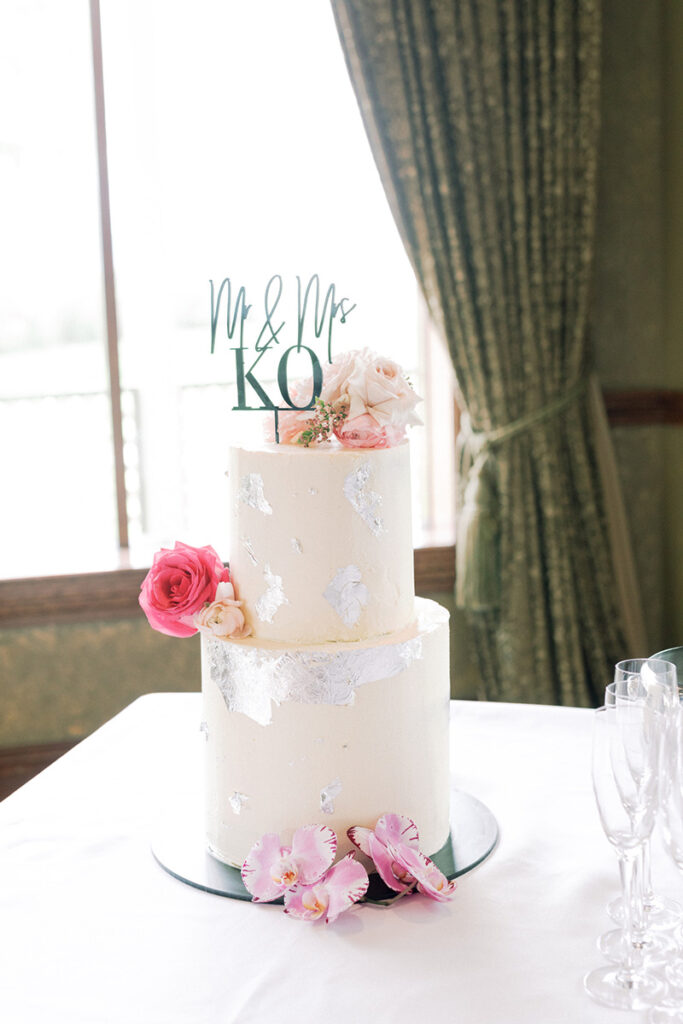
[{"xmin": 152, "ymin": 789, "xmax": 498, "ymax": 905}]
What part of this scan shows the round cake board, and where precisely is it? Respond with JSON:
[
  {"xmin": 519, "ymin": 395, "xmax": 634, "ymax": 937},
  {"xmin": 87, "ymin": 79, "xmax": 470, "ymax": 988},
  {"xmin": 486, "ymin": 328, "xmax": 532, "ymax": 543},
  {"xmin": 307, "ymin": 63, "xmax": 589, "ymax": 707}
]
[{"xmin": 151, "ymin": 789, "xmax": 498, "ymax": 905}]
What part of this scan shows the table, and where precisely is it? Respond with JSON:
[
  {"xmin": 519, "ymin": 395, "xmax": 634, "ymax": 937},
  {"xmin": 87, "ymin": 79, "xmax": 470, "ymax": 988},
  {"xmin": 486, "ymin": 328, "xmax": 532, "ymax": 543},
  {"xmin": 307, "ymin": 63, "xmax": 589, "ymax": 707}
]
[{"xmin": 1, "ymin": 695, "xmax": 680, "ymax": 1024}]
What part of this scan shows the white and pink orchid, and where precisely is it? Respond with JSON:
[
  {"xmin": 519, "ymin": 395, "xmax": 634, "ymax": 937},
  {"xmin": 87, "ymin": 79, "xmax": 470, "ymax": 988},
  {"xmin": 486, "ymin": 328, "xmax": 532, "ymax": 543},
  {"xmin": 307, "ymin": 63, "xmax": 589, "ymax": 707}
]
[
  {"xmin": 348, "ymin": 813, "xmax": 457, "ymax": 903},
  {"xmin": 241, "ymin": 825, "xmax": 369, "ymax": 924},
  {"xmin": 284, "ymin": 854, "xmax": 369, "ymax": 924},
  {"xmin": 241, "ymin": 813, "xmax": 455, "ymax": 923},
  {"xmin": 241, "ymin": 824, "xmax": 338, "ymax": 903}
]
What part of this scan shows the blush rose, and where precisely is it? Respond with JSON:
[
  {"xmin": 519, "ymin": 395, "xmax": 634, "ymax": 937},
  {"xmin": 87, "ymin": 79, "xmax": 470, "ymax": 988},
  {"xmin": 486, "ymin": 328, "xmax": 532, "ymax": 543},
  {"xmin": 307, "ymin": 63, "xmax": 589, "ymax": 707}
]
[
  {"xmin": 139, "ymin": 541, "xmax": 231, "ymax": 638},
  {"xmin": 334, "ymin": 413, "xmax": 405, "ymax": 449},
  {"xmin": 193, "ymin": 581, "xmax": 251, "ymax": 639}
]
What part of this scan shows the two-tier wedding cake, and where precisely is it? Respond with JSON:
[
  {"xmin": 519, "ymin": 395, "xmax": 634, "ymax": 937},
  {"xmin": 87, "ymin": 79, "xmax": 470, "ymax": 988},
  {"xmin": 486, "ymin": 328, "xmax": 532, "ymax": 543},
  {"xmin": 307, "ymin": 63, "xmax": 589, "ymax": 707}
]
[{"xmin": 140, "ymin": 344, "xmax": 451, "ymax": 876}]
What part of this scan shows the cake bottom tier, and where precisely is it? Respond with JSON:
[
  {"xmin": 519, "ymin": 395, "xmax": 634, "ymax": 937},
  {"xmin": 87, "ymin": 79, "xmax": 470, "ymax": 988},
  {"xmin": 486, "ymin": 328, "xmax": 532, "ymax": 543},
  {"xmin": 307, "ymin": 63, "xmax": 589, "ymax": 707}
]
[{"xmin": 202, "ymin": 597, "xmax": 451, "ymax": 867}]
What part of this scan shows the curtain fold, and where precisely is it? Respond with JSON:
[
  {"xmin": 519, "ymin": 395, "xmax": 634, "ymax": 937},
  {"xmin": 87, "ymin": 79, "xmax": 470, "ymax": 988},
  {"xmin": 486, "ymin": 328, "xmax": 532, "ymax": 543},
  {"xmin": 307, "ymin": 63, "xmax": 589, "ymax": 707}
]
[{"xmin": 332, "ymin": 0, "xmax": 642, "ymax": 704}]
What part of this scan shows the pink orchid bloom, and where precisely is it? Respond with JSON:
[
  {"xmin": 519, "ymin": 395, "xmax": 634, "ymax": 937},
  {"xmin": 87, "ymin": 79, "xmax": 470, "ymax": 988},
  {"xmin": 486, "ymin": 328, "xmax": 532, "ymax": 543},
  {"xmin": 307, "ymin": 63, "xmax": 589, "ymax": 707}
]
[
  {"xmin": 284, "ymin": 854, "xmax": 369, "ymax": 923},
  {"xmin": 386, "ymin": 844, "xmax": 457, "ymax": 903},
  {"xmin": 348, "ymin": 813, "xmax": 456, "ymax": 902},
  {"xmin": 348, "ymin": 813, "xmax": 420, "ymax": 893},
  {"xmin": 241, "ymin": 825, "xmax": 337, "ymax": 903}
]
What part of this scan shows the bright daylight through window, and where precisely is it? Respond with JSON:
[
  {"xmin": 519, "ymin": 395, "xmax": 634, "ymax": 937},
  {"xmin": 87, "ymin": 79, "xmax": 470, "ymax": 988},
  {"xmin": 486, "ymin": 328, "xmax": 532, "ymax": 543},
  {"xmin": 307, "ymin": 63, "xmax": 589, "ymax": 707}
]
[{"xmin": 0, "ymin": 0, "xmax": 455, "ymax": 582}]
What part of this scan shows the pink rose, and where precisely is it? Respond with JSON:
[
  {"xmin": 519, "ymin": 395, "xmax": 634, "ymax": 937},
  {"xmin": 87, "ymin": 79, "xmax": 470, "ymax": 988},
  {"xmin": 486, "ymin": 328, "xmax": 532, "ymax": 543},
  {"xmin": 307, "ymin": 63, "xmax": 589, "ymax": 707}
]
[
  {"xmin": 334, "ymin": 413, "xmax": 405, "ymax": 449},
  {"xmin": 193, "ymin": 581, "xmax": 251, "ymax": 639},
  {"xmin": 139, "ymin": 541, "xmax": 230, "ymax": 638},
  {"xmin": 262, "ymin": 378, "xmax": 316, "ymax": 445}
]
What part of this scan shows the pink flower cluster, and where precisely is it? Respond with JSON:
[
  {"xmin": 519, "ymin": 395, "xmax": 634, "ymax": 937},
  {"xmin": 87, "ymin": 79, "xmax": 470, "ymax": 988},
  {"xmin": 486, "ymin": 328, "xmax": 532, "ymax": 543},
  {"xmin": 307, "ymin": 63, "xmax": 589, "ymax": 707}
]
[
  {"xmin": 272, "ymin": 348, "xmax": 422, "ymax": 449},
  {"xmin": 241, "ymin": 813, "xmax": 456, "ymax": 924},
  {"xmin": 139, "ymin": 541, "xmax": 250, "ymax": 640},
  {"xmin": 241, "ymin": 825, "xmax": 369, "ymax": 924}
]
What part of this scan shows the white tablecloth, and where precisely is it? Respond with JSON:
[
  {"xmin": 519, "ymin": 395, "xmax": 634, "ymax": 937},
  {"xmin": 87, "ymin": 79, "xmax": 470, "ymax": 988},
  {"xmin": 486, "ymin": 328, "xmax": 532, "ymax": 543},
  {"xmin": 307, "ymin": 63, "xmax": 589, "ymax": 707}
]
[{"xmin": 1, "ymin": 694, "xmax": 680, "ymax": 1024}]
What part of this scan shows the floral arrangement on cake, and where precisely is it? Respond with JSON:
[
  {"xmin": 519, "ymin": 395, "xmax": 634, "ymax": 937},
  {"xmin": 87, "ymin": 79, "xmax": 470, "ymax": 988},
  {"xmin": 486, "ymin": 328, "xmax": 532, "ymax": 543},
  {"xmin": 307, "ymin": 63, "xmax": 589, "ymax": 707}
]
[
  {"xmin": 241, "ymin": 813, "xmax": 456, "ymax": 924},
  {"xmin": 139, "ymin": 541, "xmax": 250, "ymax": 640},
  {"xmin": 271, "ymin": 348, "xmax": 422, "ymax": 449}
]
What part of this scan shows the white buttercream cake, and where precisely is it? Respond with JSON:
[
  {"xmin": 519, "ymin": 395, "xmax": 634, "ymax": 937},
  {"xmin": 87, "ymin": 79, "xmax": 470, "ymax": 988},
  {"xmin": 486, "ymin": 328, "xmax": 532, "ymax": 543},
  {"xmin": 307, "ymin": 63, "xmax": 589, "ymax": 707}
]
[{"xmin": 202, "ymin": 440, "xmax": 451, "ymax": 866}]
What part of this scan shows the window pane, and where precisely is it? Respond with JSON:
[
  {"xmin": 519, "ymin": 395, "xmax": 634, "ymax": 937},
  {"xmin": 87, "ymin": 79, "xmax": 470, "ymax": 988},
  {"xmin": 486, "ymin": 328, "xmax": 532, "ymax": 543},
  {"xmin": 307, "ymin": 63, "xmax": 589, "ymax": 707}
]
[
  {"xmin": 0, "ymin": 0, "xmax": 117, "ymax": 577},
  {"xmin": 100, "ymin": 0, "xmax": 424, "ymax": 560}
]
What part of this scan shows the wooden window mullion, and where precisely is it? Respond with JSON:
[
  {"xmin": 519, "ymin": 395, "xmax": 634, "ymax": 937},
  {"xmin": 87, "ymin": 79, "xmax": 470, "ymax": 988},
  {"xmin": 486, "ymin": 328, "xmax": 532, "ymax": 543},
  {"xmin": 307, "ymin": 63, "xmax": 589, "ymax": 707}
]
[{"xmin": 89, "ymin": 0, "xmax": 128, "ymax": 550}]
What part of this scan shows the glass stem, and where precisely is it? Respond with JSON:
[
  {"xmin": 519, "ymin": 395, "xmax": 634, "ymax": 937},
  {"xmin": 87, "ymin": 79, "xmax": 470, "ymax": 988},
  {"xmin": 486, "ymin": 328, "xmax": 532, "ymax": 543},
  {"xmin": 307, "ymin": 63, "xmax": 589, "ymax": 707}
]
[
  {"xmin": 630, "ymin": 849, "xmax": 648, "ymax": 949},
  {"xmin": 641, "ymin": 839, "xmax": 654, "ymax": 909},
  {"xmin": 617, "ymin": 849, "xmax": 642, "ymax": 981}
]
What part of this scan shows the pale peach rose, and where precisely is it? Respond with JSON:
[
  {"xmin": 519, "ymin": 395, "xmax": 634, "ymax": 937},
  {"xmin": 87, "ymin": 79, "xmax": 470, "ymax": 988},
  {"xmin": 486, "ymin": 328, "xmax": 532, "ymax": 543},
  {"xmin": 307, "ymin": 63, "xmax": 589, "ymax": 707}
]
[
  {"xmin": 319, "ymin": 349, "xmax": 359, "ymax": 406},
  {"xmin": 342, "ymin": 351, "xmax": 422, "ymax": 428},
  {"xmin": 193, "ymin": 581, "xmax": 251, "ymax": 639}
]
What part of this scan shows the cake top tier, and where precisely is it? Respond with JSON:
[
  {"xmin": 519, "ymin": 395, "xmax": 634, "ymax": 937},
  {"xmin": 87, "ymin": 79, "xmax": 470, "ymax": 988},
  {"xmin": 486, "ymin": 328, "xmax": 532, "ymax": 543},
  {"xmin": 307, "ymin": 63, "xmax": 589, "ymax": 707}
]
[
  {"xmin": 137, "ymin": 347, "xmax": 422, "ymax": 647},
  {"xmin": 228, "ymin": 440, "xmax": 415, "ymax": 645}
]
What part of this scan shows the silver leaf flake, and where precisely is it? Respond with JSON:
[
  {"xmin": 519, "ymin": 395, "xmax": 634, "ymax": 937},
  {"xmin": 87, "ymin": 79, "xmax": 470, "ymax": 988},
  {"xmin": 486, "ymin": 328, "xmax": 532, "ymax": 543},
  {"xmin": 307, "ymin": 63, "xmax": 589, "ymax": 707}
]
[
  {"xmin": 202, "ymin": 604, "xmax": 450, "ymax": 726},
  {"xmin": 229, "ymin": 792, "xmax": 248, "ymax": 815},
  {"xmin": 242, "ymin": 537, "xmax": 258, "ymax": 566},
  {"xmin": 255, "ymin": 564, "xmax": 289, "ymax": 622},
  {"xmin": 291, "ymin": 538, "xmax": 303, "ymax": 554},
  {"xmin": 320, "ymin": 778, "xmax": 343, "ymax": 815},
  {"xmin": 323, "ymin": 565, "xmax": 369, "ymax": 626},
  {"xmin": 238, "ymin": 473, "xmax": 272, "ymax": 515},
  {"xmin": 199, "ymin": 720, "xmax": 209, "ymax": 741},
  {"xmin": 343, "ymin": 463, "xmax": 384, "ymax": 535}
]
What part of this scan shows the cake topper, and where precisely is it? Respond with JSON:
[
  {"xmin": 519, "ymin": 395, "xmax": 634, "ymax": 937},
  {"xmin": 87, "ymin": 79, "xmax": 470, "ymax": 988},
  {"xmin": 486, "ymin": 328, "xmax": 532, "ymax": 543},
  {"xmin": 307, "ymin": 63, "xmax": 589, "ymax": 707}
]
[{"xmin": 210, "ymin": 273, "xmax": 356, "ymax": 441}]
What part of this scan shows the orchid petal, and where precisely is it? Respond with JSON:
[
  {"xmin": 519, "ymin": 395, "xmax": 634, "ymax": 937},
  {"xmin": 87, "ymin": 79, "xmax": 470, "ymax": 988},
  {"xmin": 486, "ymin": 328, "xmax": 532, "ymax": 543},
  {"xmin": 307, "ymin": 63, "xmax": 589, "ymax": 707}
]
[
  {"xmin": 375, "ymin": 813, "xmax": 420, "ymax": 850},
  {"xmin": 284, "ymin": 855, "xmax": 369, "ymax": 924},
  {"xmin": 241, "ymin": 833, "xmax": 290, "ymax": 902},
  {"xmin": 290, "ymin": 824, "xmax": 337, "ymax": 885},
  {"xmin": 346, "ymin": 825, "xmax": 374, "ymax": 858},
  {"xmin": 389, "ymin": 844, "xmax": 457, "ymax": 903},
  {"xmin": 367, "ymin": 832, "xmax": 414, "ymax": 893},
  {"xmin": 283, "ymin": 883, "xmax": 329, "ymax": 922},
  {"xmin": 324, "ymin": 854, "xmax": 369, "ymax": 923}
]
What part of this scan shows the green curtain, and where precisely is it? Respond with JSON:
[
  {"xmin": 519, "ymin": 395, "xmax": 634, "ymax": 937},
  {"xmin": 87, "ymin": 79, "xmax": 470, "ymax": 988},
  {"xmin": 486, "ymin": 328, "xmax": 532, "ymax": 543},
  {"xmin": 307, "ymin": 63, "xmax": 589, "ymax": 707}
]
[{"xmin": 331, "ymin": 0, "xmax": 628, "ymax": 705}]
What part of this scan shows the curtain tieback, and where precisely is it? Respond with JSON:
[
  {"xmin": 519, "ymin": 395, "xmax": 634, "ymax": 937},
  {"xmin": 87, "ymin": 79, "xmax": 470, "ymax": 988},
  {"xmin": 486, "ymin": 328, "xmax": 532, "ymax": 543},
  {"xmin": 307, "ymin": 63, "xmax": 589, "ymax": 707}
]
[{"xmin": 455, "ymin": 377, "xmax": 588, "ymax": 612}]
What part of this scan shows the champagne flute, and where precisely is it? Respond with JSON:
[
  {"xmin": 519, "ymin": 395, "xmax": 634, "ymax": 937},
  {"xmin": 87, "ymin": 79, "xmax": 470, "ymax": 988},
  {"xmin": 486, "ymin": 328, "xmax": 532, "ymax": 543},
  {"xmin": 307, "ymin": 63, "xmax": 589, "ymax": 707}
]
[
  {"xmin": 607, "ymin": 659, "xmax": 680, "ymax": 931},
  {"xmin": 584, "ymin": 705, "xmax": 665, "ymax": 1010},
  {"xmin": 600, "ymin": 680, "xmax": 676, "ymax": 963}
]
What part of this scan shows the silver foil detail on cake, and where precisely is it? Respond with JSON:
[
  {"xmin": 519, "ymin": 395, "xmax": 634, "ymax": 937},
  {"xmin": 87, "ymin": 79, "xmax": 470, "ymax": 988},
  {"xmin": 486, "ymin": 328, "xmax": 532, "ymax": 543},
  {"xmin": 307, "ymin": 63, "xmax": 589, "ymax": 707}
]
[
  {"xmin": 323, "ymin": 565, "xmax": 369, "ymax": 626},
  {"xmin": 291, "ymin": 538, "xmax": 303, "ymax": 554},
  {"xmin": 238, "ymin": 473, "xmax": 273, "ymax": 515},
  {"xmin": 228, "ymin": 791, "xmax": 249, "ymax": 815},
  {"xmin": 205, "ymin": 632, "xmax": 425, "ymax": 726},
  {"xmin": 343, "ymin": 462, "xmax": 384, "ymax": 536},
  {"xmin": 255, "ymin": 564, "xmax": 288, "ymax": 623},
  {"xmin": 242, "ymin": 537, "xmax": 258, "ymax": 566},
  {"xmin": 199, "ymin": 720, "xmax": 209, "ymax": 741},
  {"xmin": 320, "ymin": 778, "xmax": 343, "ymax": 815}
]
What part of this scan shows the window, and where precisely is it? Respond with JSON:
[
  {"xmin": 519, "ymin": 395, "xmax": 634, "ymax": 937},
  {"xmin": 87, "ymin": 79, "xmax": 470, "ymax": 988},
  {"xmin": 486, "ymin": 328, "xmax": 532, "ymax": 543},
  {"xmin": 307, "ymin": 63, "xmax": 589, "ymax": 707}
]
[{"xmin": 0, "ymin": 0, "xmax": 455, "ymax": 590}]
